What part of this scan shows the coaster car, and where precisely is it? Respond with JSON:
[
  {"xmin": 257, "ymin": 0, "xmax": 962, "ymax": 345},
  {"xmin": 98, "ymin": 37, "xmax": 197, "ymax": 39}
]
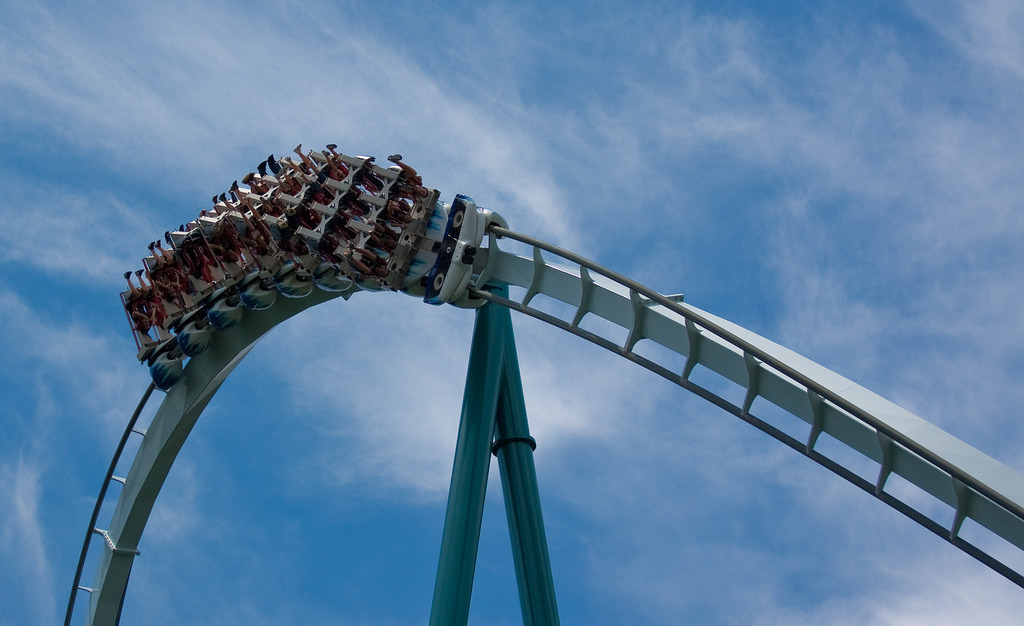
[
  {"xmin": 314, "ymin": 262, "xmax": 354, "ymax": 292},
  {"xmin": 274, "ymin": 259, "xmax": 314, "ymax": 298},
  {"xmin": 176, "ymin": 316, "xmax": 212, "ymax": 357},
  {"xmin": 149, "ymin": 350, "xmax": 183, "ymax": 391},
  {"xmin": 124, "ymin": 146, "xmax": 515, "ymax": 393},
  {"xmin": 422, "ymin": 195, "xmax": 505, "ymax": 306},
  {"xmin": 206, "ymin": 286, "xmax": 244, "ymax": 330},
  {"xmin": 239, "ymin": 271, "xmax": 278, "ymax": 310}
]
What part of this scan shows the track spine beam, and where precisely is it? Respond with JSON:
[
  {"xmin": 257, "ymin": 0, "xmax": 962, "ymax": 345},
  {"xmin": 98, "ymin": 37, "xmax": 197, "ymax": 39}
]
[
  {"xmin": 485, "ymin": 225, "xmax": 1024, "ymax": 521},
  {"xmin": 65, "ymin": 382, "xmax": 156, "ymax": 626},
  {"xmin": 477, "ymin": 224, "xmax": 1024, "ymax": 589},
  {"xmin": 73, "ymin": 208, "xmax": 1024, "ymax": 626},
  {"xmin": 468, "ymin": 285, "xmax": 1024, "ymax": 590}
]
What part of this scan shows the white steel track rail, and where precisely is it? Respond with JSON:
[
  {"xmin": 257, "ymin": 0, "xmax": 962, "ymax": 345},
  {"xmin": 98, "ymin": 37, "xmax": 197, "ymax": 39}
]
[
  {"xmin": 65, "ymin": 383, "xmax": 156, "ymax": 626},
  {"xmin": 78, "ymin": 288, "xmax": 344, "ymax": 625},
  {"xmin": 476, "ymin": 225, "xmax": 1024, "ymax": 588},
  {"xmin": 71, "ymin": 225, "xmax": 1024, "ymax": 625}
]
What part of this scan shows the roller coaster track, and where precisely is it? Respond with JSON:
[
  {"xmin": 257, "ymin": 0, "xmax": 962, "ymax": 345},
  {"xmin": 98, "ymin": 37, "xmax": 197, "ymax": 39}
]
[{"xmin": 68, "ymin": 224, "xmax": 1024, "ymax": 624}]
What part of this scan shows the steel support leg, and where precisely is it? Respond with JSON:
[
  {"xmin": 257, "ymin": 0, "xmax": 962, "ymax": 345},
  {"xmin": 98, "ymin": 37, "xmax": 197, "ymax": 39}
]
[
  {"xmin": 493, "ymin": 321, "xmax": 560, "ymax": 625},
  {"xmin": 430, "ymin": 287, "xmax": 559, "ymax": 625},
  {"xmin": 430, "ymin": 300, "xmax": 505, "ymax": 625}
]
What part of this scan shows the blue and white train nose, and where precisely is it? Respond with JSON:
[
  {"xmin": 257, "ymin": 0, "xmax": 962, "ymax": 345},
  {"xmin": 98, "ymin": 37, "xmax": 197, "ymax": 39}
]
[
  {"xmin": 422, "ymin": 195, "xmax": 506, "ymax": 307},
  {"xmin": 149, "ymin": 352, "xmax": 183, "ymax": 390}
]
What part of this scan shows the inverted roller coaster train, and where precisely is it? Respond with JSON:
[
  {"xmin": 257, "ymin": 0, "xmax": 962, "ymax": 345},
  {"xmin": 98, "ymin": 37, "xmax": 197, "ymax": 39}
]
[{"xmin": 67, "ymin": 144, "xmax": 1024, "ymax": 625}]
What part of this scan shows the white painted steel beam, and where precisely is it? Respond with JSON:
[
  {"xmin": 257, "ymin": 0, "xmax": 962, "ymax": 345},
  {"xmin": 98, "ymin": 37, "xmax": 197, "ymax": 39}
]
[
  {"xmin": 87, "ymin": 289, "xmax": 343, "ymax": 625},
  {"xmin": 476, "ymin": 228, "xmax": 1024, "ymax": 563},
  {"xmin": 80, "ymin": 224, "xmax": 1024, "ymax": 624}
]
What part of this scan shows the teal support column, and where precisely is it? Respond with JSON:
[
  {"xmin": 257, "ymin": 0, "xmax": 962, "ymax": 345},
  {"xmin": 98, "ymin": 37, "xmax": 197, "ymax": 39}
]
[
  {"xmin": 430, "ymin": 286, "xmax": 559, "ymax": 625},
  {"xmin": 492, "ymin": 312, "xmax": 560, "ymax": 625},
  {"xmin": 430, "ymin": 299, "xmax": 505, "ymax": 625}
]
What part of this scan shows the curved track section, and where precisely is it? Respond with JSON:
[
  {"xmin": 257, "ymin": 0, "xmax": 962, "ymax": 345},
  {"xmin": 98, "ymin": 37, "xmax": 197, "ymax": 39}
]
[
  {"xmin": 474, "ymin": 225, "xmax": 1024, "ymax": 587},
  {"xmin": 82, "ymin": 288, "xmax": 344, "ymax": 624},
  {"xmin": 72, "ymin": 223, "xmax": 1024, "ymax": 624}
]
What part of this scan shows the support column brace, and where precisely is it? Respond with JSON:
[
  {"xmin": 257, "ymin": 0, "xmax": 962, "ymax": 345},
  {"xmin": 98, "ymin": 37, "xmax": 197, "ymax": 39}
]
[{"xmin": 430, "ymin": 286, "xmax": 559, "ymax": 625}]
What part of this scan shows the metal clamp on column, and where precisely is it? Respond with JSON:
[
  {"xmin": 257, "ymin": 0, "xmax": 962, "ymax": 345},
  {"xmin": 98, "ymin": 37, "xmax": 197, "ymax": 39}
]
[{"xmin": 491, "ymin": 435, "xmax": 537, "ymax": 456}]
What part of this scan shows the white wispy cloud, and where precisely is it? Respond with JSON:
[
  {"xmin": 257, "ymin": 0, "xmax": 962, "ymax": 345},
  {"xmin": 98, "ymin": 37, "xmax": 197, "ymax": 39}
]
[
  {"xmin": 753, "ymin": 548, "xmax": 1024, "ymax": 625},
  {"xmin": 474, "ymin": 7, "xmax": 1024, "ymax": 622},
  {"xmin": 5, "ymin": 1, "xmax": 1024, "ymax": 624},
  {"xmin": 0, "ymin": 458, "xmax": 57, "ymax": 625},
  {"xmin": 866, "ymin": 559, "xmax": 1024, "ymax": 625},
  {"xmin": 0, "ymin": 180, "xmax": 159, "ymax": 285},
  {"xmin": 0, "ymin": 288, "xmax": 148, "ymax": 433},
  {"xmin": 0, "ymin": 1, "xmax": 576, "ymax": 245},
  {"xmin": 909, "ymin": 0, "xmax": 1024, "ymax": 80}
]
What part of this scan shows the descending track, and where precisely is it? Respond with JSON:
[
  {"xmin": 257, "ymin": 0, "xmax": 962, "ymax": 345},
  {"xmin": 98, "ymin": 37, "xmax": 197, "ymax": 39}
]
[
  {"xmin": 69, "ymin": 209, "xmax": 1024, "ymax": 624},
  {"xmin": 475, "ymin": 227, "xmax": 1024, "ymax": 580}
]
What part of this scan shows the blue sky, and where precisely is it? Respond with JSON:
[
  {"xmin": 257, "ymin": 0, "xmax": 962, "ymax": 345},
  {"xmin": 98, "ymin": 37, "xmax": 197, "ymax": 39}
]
[{"xmin": 3, "ymin": 1, "xmax": 1024, "ymax": 623}]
